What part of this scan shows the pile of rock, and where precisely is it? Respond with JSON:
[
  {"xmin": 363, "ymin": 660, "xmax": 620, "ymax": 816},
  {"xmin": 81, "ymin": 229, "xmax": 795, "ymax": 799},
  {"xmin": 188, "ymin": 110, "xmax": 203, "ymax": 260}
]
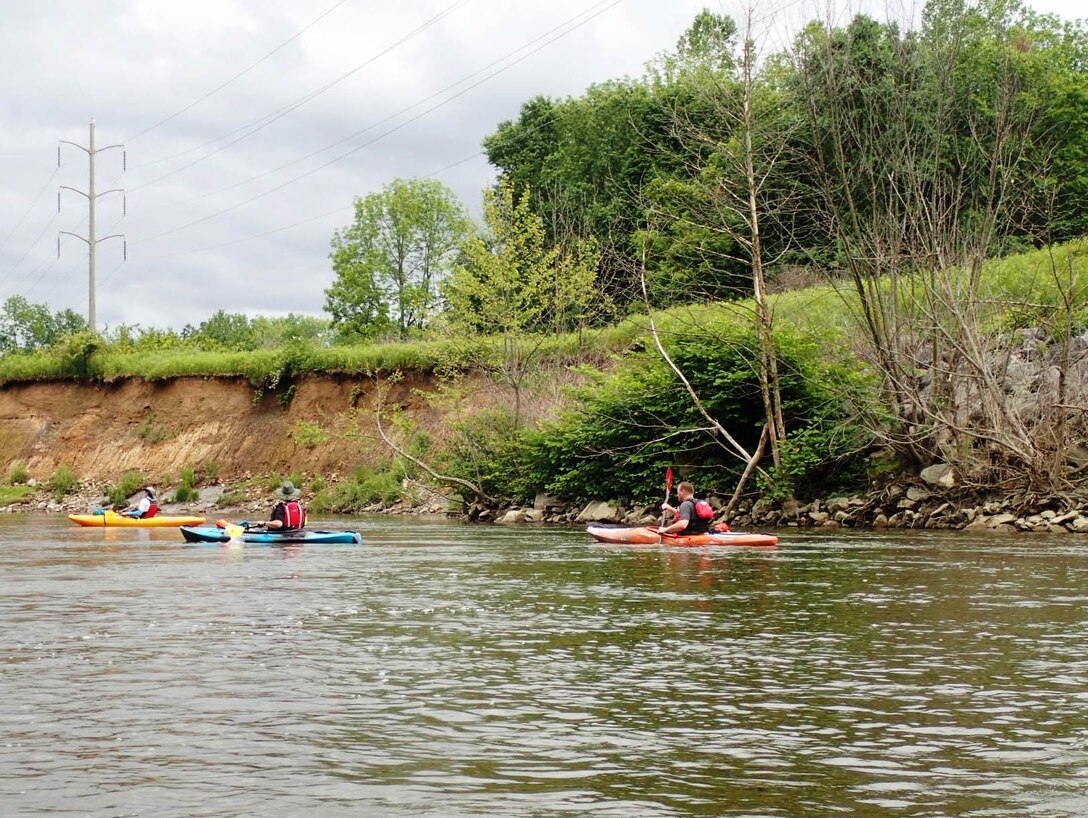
[{"xmin": 484, "ymin": 473, "xmax": 1088, "ymax": 535}]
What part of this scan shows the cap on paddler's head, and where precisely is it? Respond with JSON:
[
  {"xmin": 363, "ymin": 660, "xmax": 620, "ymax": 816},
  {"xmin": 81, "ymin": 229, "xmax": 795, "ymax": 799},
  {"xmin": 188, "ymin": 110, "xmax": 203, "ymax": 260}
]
[{"xmin": 273, "ymin": 480, "xmax": 302, "ymax": 501}]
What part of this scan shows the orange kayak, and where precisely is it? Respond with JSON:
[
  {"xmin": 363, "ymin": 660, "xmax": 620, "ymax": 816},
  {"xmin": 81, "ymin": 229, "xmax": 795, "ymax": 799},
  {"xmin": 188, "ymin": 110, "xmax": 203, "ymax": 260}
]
[{"xmin": 587, "ymin": 525, "xmax": 778, "ymax": 547}]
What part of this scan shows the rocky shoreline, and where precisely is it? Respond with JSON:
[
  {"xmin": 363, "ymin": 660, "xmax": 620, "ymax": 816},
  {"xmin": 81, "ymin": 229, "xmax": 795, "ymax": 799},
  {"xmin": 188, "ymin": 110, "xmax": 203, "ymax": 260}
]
[
  {"xmin": 6, "ymin": 472, "xmax": 1088, "ymax": 535},
  {"xmin": 477, "ymin": 467, "xmax": 1088, "ymax": 535}
]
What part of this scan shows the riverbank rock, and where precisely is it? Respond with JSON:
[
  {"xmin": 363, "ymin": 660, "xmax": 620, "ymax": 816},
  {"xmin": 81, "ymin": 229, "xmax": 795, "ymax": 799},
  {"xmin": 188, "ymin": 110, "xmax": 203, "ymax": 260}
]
[
  {"xmin": 576, "ymin": 501, "xmax": 621, "ymax": 523},
  {"xmin": 920, "ymin": 464, "xmax": 956, "ymax": 489}
]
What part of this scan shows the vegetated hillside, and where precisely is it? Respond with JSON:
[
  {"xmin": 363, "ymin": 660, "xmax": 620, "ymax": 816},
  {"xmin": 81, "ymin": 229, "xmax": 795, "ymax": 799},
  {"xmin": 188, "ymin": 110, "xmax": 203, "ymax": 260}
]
[
  {"xmin": 2, "ymin": 240, "xmax": 1085, "ymax": 504},
  {"xmin": 0, "ymin": 372, "xmax": 525, "ymax": 485}
]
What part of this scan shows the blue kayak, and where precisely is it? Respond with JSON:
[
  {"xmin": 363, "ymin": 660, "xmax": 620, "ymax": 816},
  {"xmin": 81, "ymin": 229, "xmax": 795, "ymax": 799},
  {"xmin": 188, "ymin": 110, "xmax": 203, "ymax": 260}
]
[{"xmin": 180, "ymin": 525, "xmax": 361, "ymax": 545}]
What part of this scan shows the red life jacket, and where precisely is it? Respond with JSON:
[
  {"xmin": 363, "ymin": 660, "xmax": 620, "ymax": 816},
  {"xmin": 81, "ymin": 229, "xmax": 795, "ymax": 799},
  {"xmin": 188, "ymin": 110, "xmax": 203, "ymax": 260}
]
[
  {"xmin": 279, "ymin": 500, "xmax": 306, "ymax": 529},
  {"xmin": 672, "ymin": 498, "xmax": 713, "ymax": 534},
  {"xmin": 145, "ymin": 503, "xmax": 160, "ymax": 519}
]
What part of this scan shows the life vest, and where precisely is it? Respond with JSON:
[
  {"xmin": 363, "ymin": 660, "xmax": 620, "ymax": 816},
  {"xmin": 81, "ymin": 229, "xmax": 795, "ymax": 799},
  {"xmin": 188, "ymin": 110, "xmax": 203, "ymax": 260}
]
[
  {"xmin": 278, "ymin": 500, "xmax": 306, "ymax": 529},
  {"xmin": 674, "ymin": 498, "xmax": 712, "ymax": 534},
  {"xmin": 144, "ymin": 503, "xmax": 160, "ymax": 519}
]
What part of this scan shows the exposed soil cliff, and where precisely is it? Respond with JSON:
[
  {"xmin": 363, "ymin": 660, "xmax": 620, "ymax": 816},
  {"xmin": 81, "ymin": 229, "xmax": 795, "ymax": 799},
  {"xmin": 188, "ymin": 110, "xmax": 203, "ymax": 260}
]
[{"xmin": 0, "ymin": 372, "xmax": 512, "ymax": 484}]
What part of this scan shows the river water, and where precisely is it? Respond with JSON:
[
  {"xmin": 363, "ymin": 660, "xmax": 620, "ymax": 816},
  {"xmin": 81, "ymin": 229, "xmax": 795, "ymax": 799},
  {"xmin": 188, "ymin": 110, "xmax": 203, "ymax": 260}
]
[{"xmin": 2, "ymin": 514, "xmax": 1087, "ymax": 817}]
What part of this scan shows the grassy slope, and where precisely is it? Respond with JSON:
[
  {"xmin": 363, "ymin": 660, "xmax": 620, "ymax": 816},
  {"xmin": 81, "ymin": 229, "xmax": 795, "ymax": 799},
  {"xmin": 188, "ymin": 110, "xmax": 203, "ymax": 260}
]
[{"xmin": 0, "ymin": 241, "xmax": 1083, "ymax": 386}]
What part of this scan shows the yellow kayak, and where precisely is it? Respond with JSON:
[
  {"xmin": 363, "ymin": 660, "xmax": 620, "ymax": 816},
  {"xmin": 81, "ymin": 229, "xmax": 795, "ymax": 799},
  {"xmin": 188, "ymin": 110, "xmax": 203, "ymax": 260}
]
[{"xmin": 69, "ymin": 511, "xmax": 206, "ymax": 528}]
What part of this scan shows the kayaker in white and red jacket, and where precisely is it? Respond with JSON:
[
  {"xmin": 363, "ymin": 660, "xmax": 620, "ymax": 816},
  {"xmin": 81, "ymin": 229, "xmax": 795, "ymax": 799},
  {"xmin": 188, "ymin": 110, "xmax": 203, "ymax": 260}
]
[
  {"xmin": 121, "ymin": 486, "xmax": 159, "ymax": 519},
  {"xmin": 266, "ymin": 480, "xmax": 306, "ymax": 530}
]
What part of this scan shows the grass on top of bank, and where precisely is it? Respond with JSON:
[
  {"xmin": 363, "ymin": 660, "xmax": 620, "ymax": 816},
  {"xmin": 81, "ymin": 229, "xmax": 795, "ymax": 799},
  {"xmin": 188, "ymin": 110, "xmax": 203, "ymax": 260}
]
[
  {"xmin": 0, "ymin": 241, "xmax": 1084, "ymax": 387},
  {"xmin": 0, "ymin": 320, "xmax": 645, "ymax": 387}
]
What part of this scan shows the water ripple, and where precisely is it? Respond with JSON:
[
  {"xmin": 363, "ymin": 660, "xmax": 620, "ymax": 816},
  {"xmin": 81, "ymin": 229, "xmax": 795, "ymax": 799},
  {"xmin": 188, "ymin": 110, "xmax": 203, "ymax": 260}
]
[{"xmin": 1, "ymin": 518, "xmax": 1087, "ymax": 815}]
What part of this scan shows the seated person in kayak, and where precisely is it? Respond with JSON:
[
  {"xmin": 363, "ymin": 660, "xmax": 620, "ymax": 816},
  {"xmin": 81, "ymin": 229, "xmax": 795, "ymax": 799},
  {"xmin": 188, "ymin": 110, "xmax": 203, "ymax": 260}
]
[
  {"xmin": 265, "ymin": 480, "xmax": 306, "ymax": 530},
  {"xmin": 659, "ymin": 481, "xmax": 711, "ymax": 536},
  {"xmin": 121, "ymin": 486, "xmax": 159, "ymax": 519}
]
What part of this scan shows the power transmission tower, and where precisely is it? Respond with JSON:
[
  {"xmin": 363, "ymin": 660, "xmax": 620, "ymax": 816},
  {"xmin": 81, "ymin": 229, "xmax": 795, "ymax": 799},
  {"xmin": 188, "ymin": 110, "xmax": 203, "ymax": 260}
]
[{"xmin": 58, "ymin": 118, "xmax": 126, "ymax": 331}]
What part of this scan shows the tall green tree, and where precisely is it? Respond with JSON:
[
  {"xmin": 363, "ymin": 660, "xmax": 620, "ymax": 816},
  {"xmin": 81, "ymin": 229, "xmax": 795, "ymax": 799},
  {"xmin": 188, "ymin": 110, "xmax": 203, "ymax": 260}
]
[
  {"xmin": 484, "ymin": 80, "xmax": 679, "ymax": 315},
  {"xmin": 326, "ymin": 178, "xmax": 468, "ymax": 339},
  {"xmin": 0, "ymin": 296, "xmax": 87, "ymax": 353},
  {"xmin": 445, "ymin": 181, "xmax": 600, "ymax": 424}
]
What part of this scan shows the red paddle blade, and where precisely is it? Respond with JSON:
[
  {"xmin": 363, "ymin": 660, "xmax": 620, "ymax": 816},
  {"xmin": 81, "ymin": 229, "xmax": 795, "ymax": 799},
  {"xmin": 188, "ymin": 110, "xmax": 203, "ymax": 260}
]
[{"xmin": 665, "ymin": 466, "xmax": 673, "ymax": 493}]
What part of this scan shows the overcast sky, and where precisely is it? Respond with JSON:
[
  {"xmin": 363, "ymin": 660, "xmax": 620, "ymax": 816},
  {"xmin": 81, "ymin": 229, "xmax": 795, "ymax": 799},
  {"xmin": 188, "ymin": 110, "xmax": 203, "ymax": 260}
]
[{"xmin": 0, "ymin": 0, "xmax": 1082, "ymax": 332}]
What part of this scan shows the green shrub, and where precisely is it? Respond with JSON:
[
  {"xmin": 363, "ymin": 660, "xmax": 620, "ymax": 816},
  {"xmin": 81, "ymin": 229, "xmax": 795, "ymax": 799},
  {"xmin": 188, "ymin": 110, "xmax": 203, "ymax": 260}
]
[
  {"xmin": 137, "ymin": 414, "xmax": 169, "ymax": 443},
  {"xmin": 49, "ymin": 464, "xmax": 79, "ymax": 501},
  {"xmin": 218, "ymin": 489, "xmax": 246, "ymax": 507},
  {"xmin": 0, "ymin": 485, "xmax": 33, "ymax": 505},
  {"xmin": 435, "ymin": 408, "xmax": 534, "ymax": 504},
  {"xmin": 291, "ymin": 420, "xmax": 329, "ymax": 447},
  {"xmin": 310, "ymin": 476, "xmax": 326, "ymax": 493},
  {"xmin": 435, "ymin": 326, "xmax": 873, "ymax": 506},
  {"xmin": 171, "ymin": 468, "xmax": 199, "ymax": 503},
  {"xmin": 172, "ymin": 484, "xmax": 199, "ymax": 502},
  {"xmin": 108, "ymin": 471, "xmax": 148, "ymax": 505},
  {"xmin": 8, "ymin": 463, "xmax": 29, "ymax": 485},
  {"xmin": 308, "ymin": 461, "xmax": 412, "ymax": 512},
  {"xmin": 203, "ymin": 462, "xmax": 220, "ymax": 483}
]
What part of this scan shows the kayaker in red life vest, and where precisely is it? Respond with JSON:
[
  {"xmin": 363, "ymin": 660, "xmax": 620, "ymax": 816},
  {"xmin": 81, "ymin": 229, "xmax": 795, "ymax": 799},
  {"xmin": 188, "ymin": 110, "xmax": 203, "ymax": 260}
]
[
  {"xmin": 266, "ymin": 480, "xmax": 306, "ymax": 530},
  {"xmin": 121, "ymin": 486, "xmax": 159, "ymax": 519},
  {"xmin": 660, "ymin": 481, "xmax": 711, "ymax": 536}
]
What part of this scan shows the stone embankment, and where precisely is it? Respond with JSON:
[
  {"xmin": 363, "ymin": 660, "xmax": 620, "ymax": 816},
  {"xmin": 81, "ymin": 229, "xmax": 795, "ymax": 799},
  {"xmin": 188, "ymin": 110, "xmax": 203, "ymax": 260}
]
[{"xmin": 475, "ymin": 464, "xmax": 1088, "ymax": 534}]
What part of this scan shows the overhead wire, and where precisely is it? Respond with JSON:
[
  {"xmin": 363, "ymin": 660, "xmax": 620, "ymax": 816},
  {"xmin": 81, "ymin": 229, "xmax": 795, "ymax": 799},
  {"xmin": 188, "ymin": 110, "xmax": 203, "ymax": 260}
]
[
  {"xmin": 139, "ymin": 0, "xmax": 620, "ymax": 217},
  {"xmin": 0, "ymin": 166, "xmax": 59, "ymax": 257},
  {"xmin": 125, "ymin": 0, "xmax": 354, "ymax": 143},
  {"xmin": 0, "ymin": 211, "xmax": 61, "ymax": 293},
  {"xmin": 0, "ymin": 170, "xmax": 124, "ymax": 297},
  {"xmin": 128, "ymin": 0, "xmax": 473, "ymax": 186},
  {"xmin": 133, "ymin": 0, "xmax": 625, "ymax": 246},
  {"xmin": 133, "ymin": 149, "xmax": 488, "ymax": 266}
]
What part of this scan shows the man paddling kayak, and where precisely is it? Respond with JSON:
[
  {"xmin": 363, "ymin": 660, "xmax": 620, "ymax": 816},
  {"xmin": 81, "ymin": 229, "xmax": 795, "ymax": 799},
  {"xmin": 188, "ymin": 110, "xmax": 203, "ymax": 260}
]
[
  {"xmin": 264, "ymin": 480, "xmax": 306, "ymax": 531},
  {"xmin": 660, "ymin": 481, "xmax": 711, "ymax": 536}
]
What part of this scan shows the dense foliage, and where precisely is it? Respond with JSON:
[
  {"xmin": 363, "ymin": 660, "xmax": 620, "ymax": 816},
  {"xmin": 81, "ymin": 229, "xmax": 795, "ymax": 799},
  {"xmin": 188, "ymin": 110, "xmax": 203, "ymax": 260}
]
[
  {"xmin": 326, "ymin": 178, "xmax": 468, "ymax": 340},
  {"xmin": 438, "ymin": 324, "xmax": 874, "ymax": 505},
  {"xmin": 484, "ymin": 1, "xmax": 1088, "ymax": 313}
]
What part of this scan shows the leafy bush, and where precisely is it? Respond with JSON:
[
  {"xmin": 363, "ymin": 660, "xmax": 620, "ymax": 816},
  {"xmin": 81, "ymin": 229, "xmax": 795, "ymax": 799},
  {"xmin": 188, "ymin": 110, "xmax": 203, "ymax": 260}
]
[
  {"xmin": 49, "ymin": 464, "xmax": 78, "ymax": 501},
  {"xmin": 8, "ymin": 463, "xmax": 28, "ymax": 485},
  {"xmin": 171, "ymin": 468, "xmax": 200, "ymax": 503},
  {"xmin": 292, "ymin": 420, "xmax": 329, "ymax": 447},
  {"xmin": 435, "ymin": 326, "xmax": 873, "ymax": 505},
  {"xmin": 435, "ymin": 408, "xmax": 535, "ymax": 504},
  {"xmin": 108, "ymin": 471, "xmax": 148, "ymax": 506},
  {"xmin": 217, "ymin": 489, "xmax": 246, "ymax": 507},
  {"xmin": 309, "ymin": 460, "xmax": 413, "ymax": 512},
  {"xmin": 0, "ymin": 485, "xmax": 33, "ymax": 505}
]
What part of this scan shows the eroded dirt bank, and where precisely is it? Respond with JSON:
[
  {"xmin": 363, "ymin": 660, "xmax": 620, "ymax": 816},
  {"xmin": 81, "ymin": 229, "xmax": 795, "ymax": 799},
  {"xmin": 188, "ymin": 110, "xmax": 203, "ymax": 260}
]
[{"xmin": 0, "ymin": 373, "xmax": 503, "ymax": 484}]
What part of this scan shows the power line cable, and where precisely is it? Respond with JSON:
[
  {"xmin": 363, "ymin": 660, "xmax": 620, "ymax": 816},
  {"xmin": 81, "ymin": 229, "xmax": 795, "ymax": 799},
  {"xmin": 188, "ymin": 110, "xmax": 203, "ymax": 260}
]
[
  {"xmin": 0, "ymin": 166, "xmax": 59, "ymax": 256},
  {"xmin": 128, "ymin": 0, "xmax": 472, "ymax": 185},
  {"xmin": 34, "ymin": 210, "xmax": 125, "ymax": 295},
  {"xmin": 0, "ymin": 211, "xmax": 60, "ymax": 290},
  {"xmin": 139, "ymin": 0, "xmax": 619, "ymax": 217},
  {"xmin": 125, "ymin": 0, "xmax": 353, "ymax": 143},
  {"xmin": 133, "ymin": 149, "xmax": 487, "ymax": 266},
  {"xmin": 0, "ymin": 169, "xmax": 123, "ymax": 294},
  {"xmin": 134, "ymin": 0, "xmax": 625, "ymax": 245}
]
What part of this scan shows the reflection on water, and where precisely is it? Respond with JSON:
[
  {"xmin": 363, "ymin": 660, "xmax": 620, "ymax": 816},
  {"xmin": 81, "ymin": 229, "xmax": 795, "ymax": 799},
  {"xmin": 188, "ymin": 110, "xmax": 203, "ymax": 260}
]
[{"xmin": 2, "ymin": 515, "xmax": 1087, "ymax": 816}]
